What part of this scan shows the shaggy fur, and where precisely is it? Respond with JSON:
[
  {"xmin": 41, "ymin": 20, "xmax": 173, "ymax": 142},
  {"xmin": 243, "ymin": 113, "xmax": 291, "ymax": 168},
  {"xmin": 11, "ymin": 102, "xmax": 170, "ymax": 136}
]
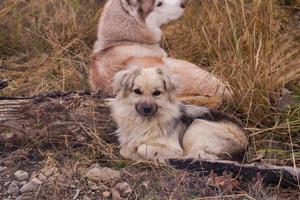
[
  {"xmin": 90, "ymin": 0, "xmax": 232, "ymax": 107},
  {"xmin": 111, "ymin": 67, "xmax": 248, "ymax": 163}
]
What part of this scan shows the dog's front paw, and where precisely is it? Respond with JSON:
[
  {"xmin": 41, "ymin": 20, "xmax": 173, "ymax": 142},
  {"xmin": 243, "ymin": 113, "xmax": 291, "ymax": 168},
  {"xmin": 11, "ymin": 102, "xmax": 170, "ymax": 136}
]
[
  {"xmin": 137, "ymin": 144, "xmax": 182, "ymax": 164},
  {"xmin": 136, "ymin": 144, "xmax": 164, "ymax": 163}
]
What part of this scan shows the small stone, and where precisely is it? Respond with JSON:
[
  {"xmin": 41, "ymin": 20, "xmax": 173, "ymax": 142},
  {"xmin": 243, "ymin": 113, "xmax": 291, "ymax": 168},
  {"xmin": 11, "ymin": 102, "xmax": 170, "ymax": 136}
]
[
  {"xmin": 102, "ymin": 191, "xmax": 111, "ymax": 198},
  {"xmin": 86, "ymin": 167, "xmax": 120, "ymax": 182},
  {"xmin": 89, "ymin": 163, "xmax": 101, "ymax": 169},
  {"xmin": 115, "ymin": 182, "xmax": 132, "ymax": 197},
  {"xmin": 7, "ymin": 181, "xmax": 20, "ymax": 196},
  {"xmin": 20, "ymin": 182, "xmax": 35, "ymax": 193},
  {"xmin": 0, "ymin": 166, "xmax": 7, "ymax": 173},
  {"xmin": 20, "ymin": 178, "xmax": 42, "ymax": 193},
  {"xmin": 14, "ymin": 170, "xmax": 29, "ymax": 181},
  {"xmin": 111, "ymin": 188, "xmax": 121, "ymax": 200}
]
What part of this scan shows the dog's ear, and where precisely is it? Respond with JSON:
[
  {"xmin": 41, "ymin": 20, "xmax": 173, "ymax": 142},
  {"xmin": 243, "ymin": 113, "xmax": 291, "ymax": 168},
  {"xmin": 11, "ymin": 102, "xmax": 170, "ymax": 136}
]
[
  {"xmin": 139, "ymin": 0, "xmax": 155, "ymax": 19},
  {"xmin": 121, "ymin": 0, "xmax": 155, "ymax": 20},
  {"xmin": 157, "ymin": 68, "xmax": 180, "ymax": 92},
  {"xmin": 120, "ymin": 0, "xmax": 138, "ymax": 14},
  {"xmin": 113, "ymin": 66, "xmax": 141, "ymax": 95}
]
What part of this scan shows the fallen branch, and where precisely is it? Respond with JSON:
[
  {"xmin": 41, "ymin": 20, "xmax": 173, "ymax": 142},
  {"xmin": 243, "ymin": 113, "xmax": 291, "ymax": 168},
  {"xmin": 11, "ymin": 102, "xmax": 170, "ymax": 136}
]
[
  {"xmin": 0, "ymin": 91, "xmax": 115, "ymax": 147},
  {"xmin": 1, "ymin": 92, "xmax": 299, "ymax": 187},
  {"xmin": 170, "ymin": 159, "xmax": 300, "ymax": 188}
]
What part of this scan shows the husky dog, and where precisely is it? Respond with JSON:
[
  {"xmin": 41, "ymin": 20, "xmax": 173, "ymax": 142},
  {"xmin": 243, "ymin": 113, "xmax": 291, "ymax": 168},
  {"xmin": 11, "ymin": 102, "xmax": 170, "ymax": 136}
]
[
  {"xmin": 90, "ymin": 0, "xmax": 232, "ymax": 108},
  {"xmin": 111, "ymin": 67, "xmax": 248, "ymax": 163}
]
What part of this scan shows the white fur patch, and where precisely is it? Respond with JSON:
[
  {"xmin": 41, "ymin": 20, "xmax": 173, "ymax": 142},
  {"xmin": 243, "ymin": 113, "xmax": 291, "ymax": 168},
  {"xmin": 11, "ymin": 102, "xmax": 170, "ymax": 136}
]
[{"xmin": 145, "ymin": 0, "xmax": 184, "ymax": 28}]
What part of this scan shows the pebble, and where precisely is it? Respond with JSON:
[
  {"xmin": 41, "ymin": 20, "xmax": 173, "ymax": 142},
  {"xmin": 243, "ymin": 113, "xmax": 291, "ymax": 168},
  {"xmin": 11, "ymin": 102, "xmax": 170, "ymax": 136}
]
[
  {"xmin": 20, "ymin": 178, "xmax": 42, "ymax": 193},
  {"xmin": 7, "ymin": 181, "xmax": 20, "ymax": 196},
  {"xmin": 89, "ymin": 163, "xmax": 101, "ymax": 170},
  {"xmin": 14, "ymin": 171, "xmax": 29, "ymax": 181},
  {"xmin": 86, "ymin": 167, "xmax": 120, "ymax": 182},
  {"xmin": 102, "ymin": 191, "xmax": 111, "ymax": 198}
]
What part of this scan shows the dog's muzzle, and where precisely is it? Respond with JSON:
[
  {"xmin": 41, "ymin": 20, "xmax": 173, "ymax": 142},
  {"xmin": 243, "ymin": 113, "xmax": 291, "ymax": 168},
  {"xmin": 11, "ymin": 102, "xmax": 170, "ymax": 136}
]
[{"xmin": 135, "ymin": 102, "xmax": 158, "ymax": 117}]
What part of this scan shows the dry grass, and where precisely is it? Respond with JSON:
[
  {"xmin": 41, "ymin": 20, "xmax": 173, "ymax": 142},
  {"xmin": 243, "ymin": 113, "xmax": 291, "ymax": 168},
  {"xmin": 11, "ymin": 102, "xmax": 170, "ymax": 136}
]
[
  {"xmin": 0, "ymin": 0, "xmax": 300, "ymax": 173},
  {"xmin": 0, "ymin": 0, "xmax": 103, "ymax": 96},
  {"xmin": 162, "ymin": 0, "xmax": 300, "ymax": 166}
]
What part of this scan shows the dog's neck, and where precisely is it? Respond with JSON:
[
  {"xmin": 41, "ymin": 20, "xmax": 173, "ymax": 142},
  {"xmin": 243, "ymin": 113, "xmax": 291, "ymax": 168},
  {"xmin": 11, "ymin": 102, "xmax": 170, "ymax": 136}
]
[{"xmin": 93, "ymin": 0, "xmax": 162, "ymax": 54}]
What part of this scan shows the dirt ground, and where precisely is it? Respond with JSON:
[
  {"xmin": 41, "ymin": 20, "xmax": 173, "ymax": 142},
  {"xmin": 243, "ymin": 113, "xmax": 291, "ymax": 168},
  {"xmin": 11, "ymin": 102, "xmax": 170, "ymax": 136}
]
[{"xmin": 1, "ymin": 146, "xmax": 299, "ymax": 200}]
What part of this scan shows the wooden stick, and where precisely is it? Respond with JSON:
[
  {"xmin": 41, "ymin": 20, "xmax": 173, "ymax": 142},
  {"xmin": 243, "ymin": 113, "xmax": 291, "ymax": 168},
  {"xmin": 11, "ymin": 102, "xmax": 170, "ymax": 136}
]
[{"xmin": 169, "ymin": 159, "xmax": 300, "ymax": 187}]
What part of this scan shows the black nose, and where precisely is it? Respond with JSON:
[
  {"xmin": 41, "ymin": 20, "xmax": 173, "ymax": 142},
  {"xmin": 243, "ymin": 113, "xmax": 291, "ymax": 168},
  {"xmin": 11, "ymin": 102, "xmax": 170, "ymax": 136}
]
[
  {"xmin": 143, "ymin": 106, "xmax": 152, "ymax": 114},
  {"xmin": 135, "ymin": 102, "xmax": 158, "ymax": 117},
  {"xmin": 180, "ymin": 2, "xmax": 186, "ymax": 8}
]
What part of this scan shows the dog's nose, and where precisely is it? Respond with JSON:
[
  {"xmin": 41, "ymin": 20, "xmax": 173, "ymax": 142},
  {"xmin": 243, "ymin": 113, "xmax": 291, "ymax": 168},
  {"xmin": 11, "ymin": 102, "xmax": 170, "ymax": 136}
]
[
  {"xmin": 135, "ymin": 102, "xmax": 158, "ymax": 117},
  {"xmin": 143, "ymin": 106, "xmax": 152, "ymax": 114},
  {"xmin": 180, "ymin": 1, "xmax": 186, "ymax": 8}
]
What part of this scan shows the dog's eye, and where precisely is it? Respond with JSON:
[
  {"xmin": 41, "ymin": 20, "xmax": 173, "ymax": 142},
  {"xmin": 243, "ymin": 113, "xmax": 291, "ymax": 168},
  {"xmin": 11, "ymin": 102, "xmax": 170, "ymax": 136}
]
[
  {"xmin": 133, "ymin": 89, "xmax": 143, "ymax": 95},
  {"xmin": 157, "ymin": 1, "xmax": 163, "ymax": 7},
  {"xmin": 152, "ymin": 90, "xmax": 161, "ymax": 96}
]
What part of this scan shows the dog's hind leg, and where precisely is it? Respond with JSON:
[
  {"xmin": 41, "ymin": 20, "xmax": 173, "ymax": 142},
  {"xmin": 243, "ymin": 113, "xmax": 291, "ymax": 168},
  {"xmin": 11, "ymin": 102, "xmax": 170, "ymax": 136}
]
[{"xmin": 182, "ymin": 119, "xmax": 248, "ymax": 160}]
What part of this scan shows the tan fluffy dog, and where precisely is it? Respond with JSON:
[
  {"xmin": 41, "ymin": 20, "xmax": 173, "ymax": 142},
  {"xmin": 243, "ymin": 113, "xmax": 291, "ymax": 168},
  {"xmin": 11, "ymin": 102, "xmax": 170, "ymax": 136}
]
[
  {"xmin": 90, "ymin": 0, "xmax": 232, "ymax": 108},
  {"xmin": 111, "ymin": 66, "xmax": 248, "ymax": 163}
]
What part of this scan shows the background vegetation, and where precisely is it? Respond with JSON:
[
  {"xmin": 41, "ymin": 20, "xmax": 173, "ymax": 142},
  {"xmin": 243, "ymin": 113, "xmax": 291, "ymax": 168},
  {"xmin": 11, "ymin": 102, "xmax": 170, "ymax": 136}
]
[{"xmin": 0, "ymin": 0, "xmax": 300, "ymax": 198}]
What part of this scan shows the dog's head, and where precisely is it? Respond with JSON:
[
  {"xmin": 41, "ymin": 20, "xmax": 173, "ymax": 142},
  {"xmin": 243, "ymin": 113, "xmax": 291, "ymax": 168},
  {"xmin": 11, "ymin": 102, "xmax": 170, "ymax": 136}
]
[
  {"xmin": 113, "ymin": 66, "xmax": 179, "ymax": 118},
  {"xmin": 121, "ymin": 0, "xmax": 186, "ymax": 27}
]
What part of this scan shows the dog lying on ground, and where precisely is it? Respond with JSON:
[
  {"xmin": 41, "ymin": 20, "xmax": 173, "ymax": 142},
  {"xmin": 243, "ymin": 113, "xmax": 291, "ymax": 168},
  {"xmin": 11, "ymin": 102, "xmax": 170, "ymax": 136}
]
[
  {"xmin": 90, "ymin": 0, "xmax": 232, "ymax": 108},
  {"xmin": 111, "ymin": 66, "xmax": 248, "ymax": 163}
]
